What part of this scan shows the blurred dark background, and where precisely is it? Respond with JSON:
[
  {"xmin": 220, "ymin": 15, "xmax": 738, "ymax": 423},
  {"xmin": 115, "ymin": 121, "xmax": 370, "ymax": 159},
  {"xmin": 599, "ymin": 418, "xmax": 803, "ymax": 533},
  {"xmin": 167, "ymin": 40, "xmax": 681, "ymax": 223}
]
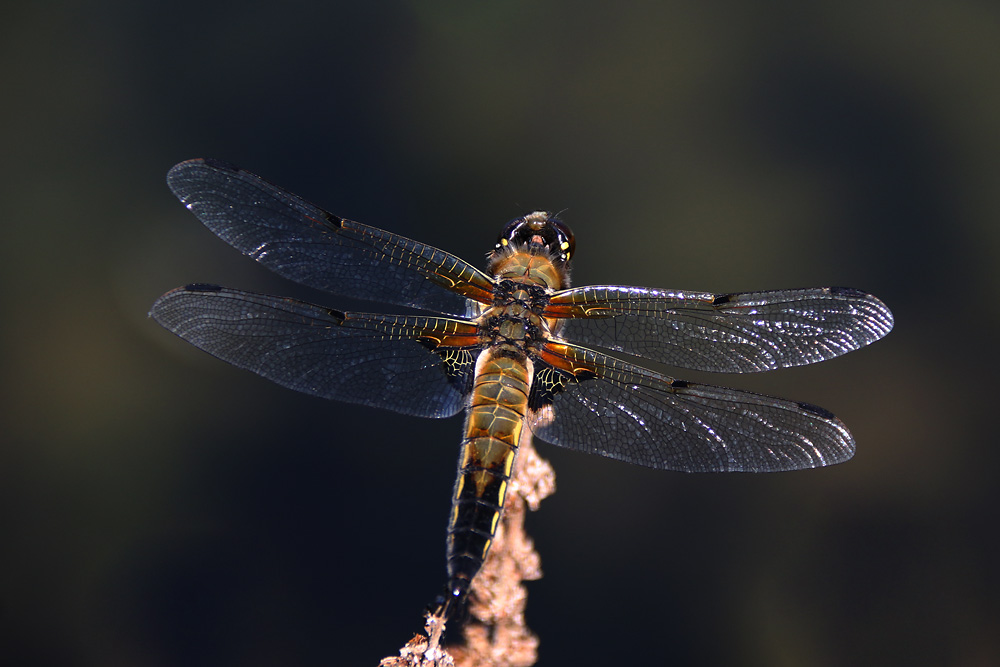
[{"xmin": 2, "ymin": 2, "xmax": 997, "ymax": 665}]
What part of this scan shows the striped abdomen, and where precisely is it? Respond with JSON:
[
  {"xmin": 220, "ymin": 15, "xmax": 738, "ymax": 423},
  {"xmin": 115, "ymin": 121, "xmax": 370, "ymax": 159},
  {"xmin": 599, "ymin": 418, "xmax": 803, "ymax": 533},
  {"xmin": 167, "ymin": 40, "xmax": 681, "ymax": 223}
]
[{"xmin": 444, "ymin": 346, "xmax": 532, "ymax": 606}]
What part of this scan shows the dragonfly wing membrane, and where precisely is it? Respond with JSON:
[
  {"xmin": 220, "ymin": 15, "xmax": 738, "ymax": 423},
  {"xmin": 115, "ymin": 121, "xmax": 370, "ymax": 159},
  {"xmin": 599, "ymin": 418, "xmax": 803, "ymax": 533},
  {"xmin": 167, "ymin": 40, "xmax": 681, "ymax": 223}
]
[
  {"xmin": 150, "ymin": 285, "xmax": 478, "ymax": 418},
  {"xmin": 529, "ymin": 340, "xmax": 854, "ymax": 472},
  {"xmin": 548, "ymin": 286, "xmax": 893, "ymax": 373},
  {"xmin": 167, "ymin": 159, "xmax": 496, "ymax": 317}
]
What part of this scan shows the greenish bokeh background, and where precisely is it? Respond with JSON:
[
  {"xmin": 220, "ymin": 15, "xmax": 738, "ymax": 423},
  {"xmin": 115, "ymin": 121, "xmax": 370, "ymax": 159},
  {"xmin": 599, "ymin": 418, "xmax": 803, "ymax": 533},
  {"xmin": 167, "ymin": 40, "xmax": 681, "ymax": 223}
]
[{"xmin": 3, "ymin": 2, "xmax": 997, "ymax": 665}]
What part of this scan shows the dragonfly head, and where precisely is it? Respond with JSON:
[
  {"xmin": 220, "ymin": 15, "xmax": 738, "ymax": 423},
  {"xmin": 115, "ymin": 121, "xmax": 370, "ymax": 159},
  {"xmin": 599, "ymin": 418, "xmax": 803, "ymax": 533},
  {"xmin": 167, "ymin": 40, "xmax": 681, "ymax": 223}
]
[{"xmin": 490, "ymin": 211, "xmax": 576, "ymax": 270}]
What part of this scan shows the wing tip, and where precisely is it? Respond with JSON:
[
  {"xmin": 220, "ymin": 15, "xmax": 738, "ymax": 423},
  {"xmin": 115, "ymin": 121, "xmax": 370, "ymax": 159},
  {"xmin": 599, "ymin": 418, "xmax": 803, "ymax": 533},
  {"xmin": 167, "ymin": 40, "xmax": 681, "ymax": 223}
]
[
  {"xmin": 827, "ymin": 286, "xmax": 895, "ymax": 337},
  {"xmin": 166, "ymin": 158, "xmax": 242, "ymax": 193},
  {"xmin": 168, "ymin": 157, "xmax": 240, "ymax": 175},
  {"xmin": 149, "ymin": 284, "xmax": 225, "ymax": 319}
]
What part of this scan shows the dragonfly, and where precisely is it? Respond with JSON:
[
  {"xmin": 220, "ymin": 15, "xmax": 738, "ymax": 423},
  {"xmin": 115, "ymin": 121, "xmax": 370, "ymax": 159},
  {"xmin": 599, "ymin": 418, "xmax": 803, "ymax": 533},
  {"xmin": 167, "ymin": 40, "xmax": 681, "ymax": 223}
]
[{"xmin": 150, "ymin": 159, "xmax": 894, "ymax": 619}]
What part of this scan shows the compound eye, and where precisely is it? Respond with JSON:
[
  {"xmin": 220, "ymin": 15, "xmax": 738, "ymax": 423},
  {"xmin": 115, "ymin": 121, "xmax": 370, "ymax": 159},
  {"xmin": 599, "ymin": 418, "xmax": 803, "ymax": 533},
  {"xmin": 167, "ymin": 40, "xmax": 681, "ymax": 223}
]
[
  {"xmin": 496, "ymin": 219, "xmax": 521, "ymax": 249},
  {"xmin": 549, "ymin": 216, "xmax": 576, "ymax": 261}
]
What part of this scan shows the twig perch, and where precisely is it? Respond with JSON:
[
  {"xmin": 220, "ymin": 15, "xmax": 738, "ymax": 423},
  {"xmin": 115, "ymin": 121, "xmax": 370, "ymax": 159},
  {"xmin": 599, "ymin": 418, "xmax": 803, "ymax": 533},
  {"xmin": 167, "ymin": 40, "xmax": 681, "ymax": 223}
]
[{"xmin": 379, "ymin": 435, "xmax": 555, "ymax": 667}]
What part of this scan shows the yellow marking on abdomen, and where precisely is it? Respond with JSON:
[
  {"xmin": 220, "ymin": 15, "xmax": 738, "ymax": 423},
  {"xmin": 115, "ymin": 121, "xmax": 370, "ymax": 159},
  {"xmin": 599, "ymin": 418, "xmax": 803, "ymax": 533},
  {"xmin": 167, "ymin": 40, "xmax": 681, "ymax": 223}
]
[{"xmin": 445, "ymin": 347, "xmax": 534, "ymax": 599}]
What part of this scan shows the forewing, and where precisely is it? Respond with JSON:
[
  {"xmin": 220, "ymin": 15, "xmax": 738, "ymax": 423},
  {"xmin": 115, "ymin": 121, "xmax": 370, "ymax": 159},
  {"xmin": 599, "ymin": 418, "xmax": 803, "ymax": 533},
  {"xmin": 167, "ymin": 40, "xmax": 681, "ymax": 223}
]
[
  {"xmin": 150, "ymin": 285, "xmax": 480, "ymax": 418},
  {"xmin": 546, "ymin": 286, "xmax": 893, "ymax": 373},
  {"xmin": 166, "ymin": 159, "xmax": 496, "ymax": 317},
  {"xmin": 530, "ymin": 341, "xmax": 854, "ymax": 472}
]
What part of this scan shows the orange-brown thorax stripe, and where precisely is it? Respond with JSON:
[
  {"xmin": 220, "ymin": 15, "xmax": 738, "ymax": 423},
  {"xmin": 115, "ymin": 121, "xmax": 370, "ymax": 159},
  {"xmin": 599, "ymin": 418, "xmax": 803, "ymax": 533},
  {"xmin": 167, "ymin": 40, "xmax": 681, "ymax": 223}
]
[
  {"xmin": 542, "ymin": 301, "xmax": 611, "ymax": 318},
  {"xmin": 536, "ymin": 341, "xmax": 601, "ymax": 377},
  {"xmin": 415, "ymin": 320, "xmax": 480, "ymax": 348}
]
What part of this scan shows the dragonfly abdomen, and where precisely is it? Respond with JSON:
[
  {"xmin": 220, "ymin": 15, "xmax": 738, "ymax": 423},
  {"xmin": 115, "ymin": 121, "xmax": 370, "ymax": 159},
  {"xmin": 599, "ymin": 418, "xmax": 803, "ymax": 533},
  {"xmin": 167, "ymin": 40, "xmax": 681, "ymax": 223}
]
[{"xmin": 444, "ymin": 346, "xmax": 533, "ymax": 606}]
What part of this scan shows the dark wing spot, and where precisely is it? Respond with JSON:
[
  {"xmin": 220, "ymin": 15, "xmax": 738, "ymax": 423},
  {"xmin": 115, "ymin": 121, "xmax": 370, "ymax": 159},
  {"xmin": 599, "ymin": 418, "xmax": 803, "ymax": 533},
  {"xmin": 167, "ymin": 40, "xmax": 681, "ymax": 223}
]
[
  {"xmin": 827, "ymin": 286, "xmax": 865, "ymax": 298},
  {"xmin": 324, "ymin": 308, "xmax": 347, "ymax": 322},
  {"xmin": 796, "ymin": 401, "xmax": 836, "ymax": 420},
  {"xmin": 200, "ymin": 157, "xmax": 240, "ymax": 172}
]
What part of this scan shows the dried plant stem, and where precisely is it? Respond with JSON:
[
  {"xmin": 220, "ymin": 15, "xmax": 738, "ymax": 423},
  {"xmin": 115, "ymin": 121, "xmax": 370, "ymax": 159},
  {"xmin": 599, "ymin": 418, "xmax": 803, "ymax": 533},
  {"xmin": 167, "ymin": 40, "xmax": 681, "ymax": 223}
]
[{"xmin": 380, "ymin": 434, "xmax": 555, "ymax": 667}]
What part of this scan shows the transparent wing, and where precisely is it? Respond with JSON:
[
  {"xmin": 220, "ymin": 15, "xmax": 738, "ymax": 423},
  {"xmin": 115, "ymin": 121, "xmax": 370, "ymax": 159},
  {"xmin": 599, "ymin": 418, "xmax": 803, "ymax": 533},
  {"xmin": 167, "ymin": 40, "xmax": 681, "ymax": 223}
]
[
  {"xmin": 546, "ymin": 286, "xmax": 893, "ymax": 373},
  {"xmin": 530, "ymin": 341, "xmax": 854, "ymax": 472},
  {"xmin": 150, "ymin": 285, "xmax": 481, "ymax": 418},
  {"xmin": 166, "ymin": 159, "xmax": 496, "ymax": 317}
]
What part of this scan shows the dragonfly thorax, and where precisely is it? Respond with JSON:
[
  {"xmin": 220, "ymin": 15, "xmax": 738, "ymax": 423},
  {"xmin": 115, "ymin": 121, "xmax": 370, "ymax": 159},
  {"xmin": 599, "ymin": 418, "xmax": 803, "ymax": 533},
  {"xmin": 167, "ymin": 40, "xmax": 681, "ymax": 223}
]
[
  {"xmin": 479, "ymin": 305, "xmax": 547, "ymax": 351},
  {"xmin": 476, "ymin": 280, "xmax": 553, "ymax": 351}
]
